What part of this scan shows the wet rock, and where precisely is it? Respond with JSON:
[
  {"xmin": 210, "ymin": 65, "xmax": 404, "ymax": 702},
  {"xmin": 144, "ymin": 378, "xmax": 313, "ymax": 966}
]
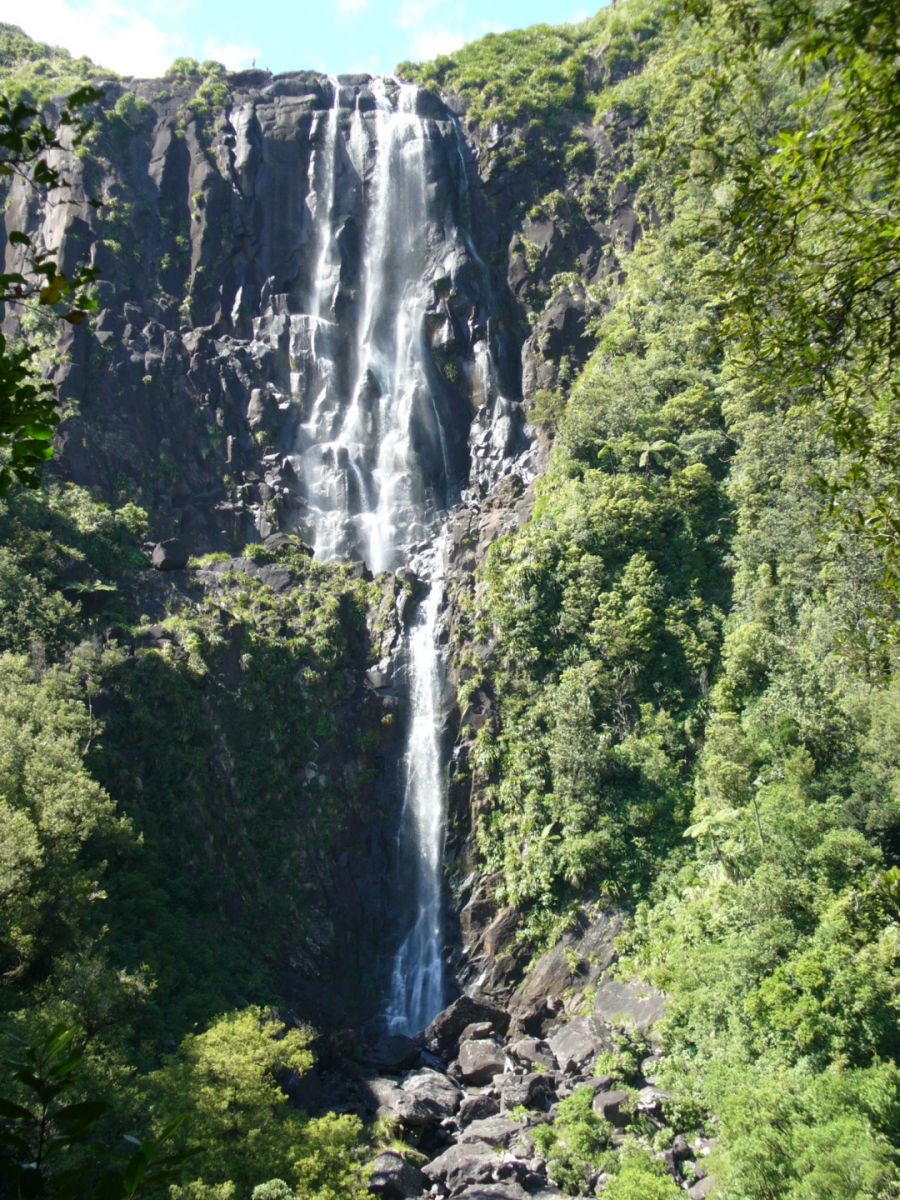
[
  {"xmin": 458, "ymin": 1039, "xmax": 506, "ymax": 1085},
  {"xmin": 150, "ymin": 538, "xmax": 188, "ymax": 570},
  {"xmin": 367, "ymin": 1151, "xmax": 425, "ymax": 1198}
]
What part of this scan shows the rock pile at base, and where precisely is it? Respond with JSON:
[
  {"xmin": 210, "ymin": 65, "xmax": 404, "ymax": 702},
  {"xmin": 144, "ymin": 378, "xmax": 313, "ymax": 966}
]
[{"xmin": 355, "ymin": 984, "xmax": 716, "ymax": 1199}]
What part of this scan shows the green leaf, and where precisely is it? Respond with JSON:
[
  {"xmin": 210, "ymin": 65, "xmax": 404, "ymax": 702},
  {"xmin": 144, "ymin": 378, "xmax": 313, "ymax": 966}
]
[
  {"xmin": 55, "ymin": 1099, "xmax": 110, "ymax": 1125},
  {"xmin": 38, "ymin": 274, "xmax": 70, "ymax": 305},
  {"xmin": 0, "ymin": 1097, "xmax": 33, "ymax": 1120}
]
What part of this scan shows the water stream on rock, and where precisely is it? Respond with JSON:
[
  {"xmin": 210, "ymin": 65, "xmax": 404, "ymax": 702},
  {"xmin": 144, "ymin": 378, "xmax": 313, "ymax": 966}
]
[{"xmin": 279, "ymin": 76, "xmax": 500, "ymax": 1033}]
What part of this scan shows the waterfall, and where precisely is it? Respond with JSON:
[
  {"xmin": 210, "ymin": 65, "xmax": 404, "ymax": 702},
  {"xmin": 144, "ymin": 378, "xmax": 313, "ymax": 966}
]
[
  {"xmin": 289, "ymin": 79, "xmax": 454, "ymax": 574},
  {"xmin": 272, "ymin": 76, "xmax": 500, "ymax": 1033},
  {"xmin": 385, "ymin": 539, "xmax": 448, "ymax": 1033}
]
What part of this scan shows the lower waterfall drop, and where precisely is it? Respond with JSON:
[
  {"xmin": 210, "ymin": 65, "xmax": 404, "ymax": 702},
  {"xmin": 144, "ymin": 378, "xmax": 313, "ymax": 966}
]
[{"xmin": 385, "ymin": 542, "xmax": 448, "ymax": 1034}]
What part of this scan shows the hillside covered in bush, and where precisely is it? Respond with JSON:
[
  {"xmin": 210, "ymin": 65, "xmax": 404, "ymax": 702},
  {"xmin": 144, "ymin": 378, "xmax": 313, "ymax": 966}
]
[{"xmin": 0, "ymin": 0, "xmax": 896, "ymax": 1197}]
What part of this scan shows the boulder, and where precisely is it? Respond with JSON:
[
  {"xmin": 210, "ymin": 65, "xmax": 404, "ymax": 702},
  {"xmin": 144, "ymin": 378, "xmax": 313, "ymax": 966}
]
[
  {"xmin": 401, "ymin": 1067, "xmax": 462, "ymax": 1118},
  {"xmin": 426, "ymin": 996, "xmax": 510, "ymax": 1054},
  {"xmin": 508, "ymin": 910, "xmax": 623, "ymax": 1034},
  {"xmin": 591, "ymin": 1089, "xmax": 631, "ymax": 1128},
  {"xmin": 150, "ymin": 538, "xmax": 188, "ymax": 570},
  {"xmin": 689, "ymin": 1180, "xmax": 715, "ymax": 1200},
  {"xmin": 367, "ymin": 1151, "xmax": 425, "ymax": 1198},
  {"xmin": 255, "ymin": 564, "xmax": 295, "ymax": 593},
  {"xmin": 458, "ymin": 1092, "xmax": 501, "ymax": 1125},
  {"xmin": 548, "ymin": 1018, "xmax": 600, "ymax": 1074},
  {"xmin": 422, "ymin": 1140, "xmax": 498, "ymax": 1192},
  {"xmin": 363, "ymin": 1078, "xmax": 434, "ymax": 1127},
  {"xmin": 636, "ymin": 1085, "xmax": 668, "ymax": 1116},
  {"xmin": 671, "ymin": 1134, "xmax": 693, "ymax": 1163},
  {"xmin": 366, "ymin": 1033, "xmax": 422, "ymax": 1074},
  {"xmin": 509, "ymin": 1038, "xmax": 556, "ymax": 1072},
  {"xmin": 458, "ymin": 1116, "xmax": 522, "ymax": 1148},
  {"xmin": 460, "ymin": 1021, "xmax": 495, "ymax": 1042},
  {"xmin": 497, "ymin": 1072, "xmax": 554, "ymax": 1113},
  {"xmin": 458, "ymin": 1039, "xmax": 506, "ymax": 1085},
  {"xmin": 454, "ymin": 1186, "xmax": 530, "ymax": 1200},
  {"xmin": 592, "ymin": 979, "xmax": 666, "ymax": 1036}
]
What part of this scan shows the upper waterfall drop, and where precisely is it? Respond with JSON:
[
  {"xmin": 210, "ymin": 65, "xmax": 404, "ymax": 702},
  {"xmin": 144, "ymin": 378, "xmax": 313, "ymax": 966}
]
[{"xmin": 287, "ymin": 78, "xmax": 460, "ymax": 574}]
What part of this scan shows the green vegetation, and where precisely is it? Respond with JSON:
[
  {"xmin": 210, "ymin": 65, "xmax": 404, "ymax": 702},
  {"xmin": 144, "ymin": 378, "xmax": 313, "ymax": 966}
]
[
  {"xmin": 0, "ymin": 479, "xmax": 384, "ymax": 1195},
  {"xmin": 461, "ymin": 0, "xmax": 898, "ymax": 1194},
  {"xmin": 0, "ymin": 0, "xmax": 896, "ymax": 1195},
  {"xmin": 399, "ymin": 1, "xmax": 663, "ymax": 176},
  {"xmin": 0, "ymin": 23, "xmax": 108, "ymax": 105},
  {"xmin": 0, "ymin": 87, "xmax": 101, "ymax": 493},
  {"xmin": 0, "ymin": 1023, "xmax": 197, "ymax": 1198}
]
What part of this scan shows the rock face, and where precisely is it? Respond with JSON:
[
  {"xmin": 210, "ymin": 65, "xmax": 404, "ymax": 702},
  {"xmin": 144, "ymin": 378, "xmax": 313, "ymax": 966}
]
[
  {"xmin": 368, "ymin": 1152, "xmax": 426, "ymax": 1199},
  {"xmin": 5, "ymin": 47, "xmax": 650, "ymax": 1042},
  {"xmin": 592, "ymin": 978, "xmax": 668, "ymax": 1037},
  {"xmin": 149, "ymin": 538, "xmax": 188, "ymax": 570},
  {"xmin": 458, "ymin": 1039, "xmax": 507, "ymax": 1085}
]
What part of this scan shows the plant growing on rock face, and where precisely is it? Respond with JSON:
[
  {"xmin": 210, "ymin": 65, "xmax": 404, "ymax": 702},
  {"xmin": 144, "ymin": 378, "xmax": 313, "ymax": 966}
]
[
  {"xmin": 531, "ymin": 1085, "xmax": 612, "ymax": 1193},
  {"xmin": 0, "ymin": 85, "xmax": 102, "ymax": 493}
]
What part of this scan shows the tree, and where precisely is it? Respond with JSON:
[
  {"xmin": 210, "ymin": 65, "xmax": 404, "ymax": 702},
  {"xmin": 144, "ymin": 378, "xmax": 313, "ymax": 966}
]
[
  {"xmin": 676, "ymin": 0, "xmax": 899, "ymax": 585},
  {"xmin": 0, "ymin": 1023, "xmax": 197, "ymax": 1198},
  {"xmin": 0, "ymin": 85, "xmax": 101, "ymax": 495}
]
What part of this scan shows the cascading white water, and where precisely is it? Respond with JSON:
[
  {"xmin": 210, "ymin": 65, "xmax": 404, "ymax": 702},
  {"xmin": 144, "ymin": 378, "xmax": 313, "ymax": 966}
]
[
  {"xmin": 281, "ymin": 76, "xmax": 492, "ymax": 1032},
  {"xmin": 290, "ymin": 79, "xmax": 452, "ymax": 574}
]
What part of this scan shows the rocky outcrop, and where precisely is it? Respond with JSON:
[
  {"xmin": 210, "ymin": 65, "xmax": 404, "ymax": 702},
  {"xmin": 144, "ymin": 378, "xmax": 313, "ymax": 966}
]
[{"xmin": 5, "ymin": 39, "xmax": 651, "ymax": 1040}]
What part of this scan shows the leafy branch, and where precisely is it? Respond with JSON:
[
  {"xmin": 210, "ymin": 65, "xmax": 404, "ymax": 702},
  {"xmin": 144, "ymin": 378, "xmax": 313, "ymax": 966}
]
[{"xmin": 0, "ymin": 85, "xmax": 103, "ymax": 495}]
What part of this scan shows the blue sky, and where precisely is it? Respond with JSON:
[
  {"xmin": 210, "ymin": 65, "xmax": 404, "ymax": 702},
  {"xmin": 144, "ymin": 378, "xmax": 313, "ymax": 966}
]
[{"xmin": 0, "ymin": 0, "xmax": 604, "ymax": 80}]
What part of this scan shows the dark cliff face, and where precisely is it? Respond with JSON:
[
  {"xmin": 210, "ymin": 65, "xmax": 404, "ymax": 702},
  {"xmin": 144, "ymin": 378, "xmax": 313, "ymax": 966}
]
[{"xmin": 4, "ymin": 70, "xmax": 526, "ymax": 552}]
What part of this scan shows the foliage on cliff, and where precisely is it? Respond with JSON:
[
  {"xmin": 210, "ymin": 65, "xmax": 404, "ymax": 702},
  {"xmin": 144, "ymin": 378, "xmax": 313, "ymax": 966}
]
[
  {"xmin": 0, "ymin": 0, "xmax": 896, "ymax": 1194},
  {"xmin": 0, "ymin": 482, "xmax": 383, "ymax": 1194},
  {"xmin": 464, "ymin": 0, "xmax": 898, "ymax": 1194}
]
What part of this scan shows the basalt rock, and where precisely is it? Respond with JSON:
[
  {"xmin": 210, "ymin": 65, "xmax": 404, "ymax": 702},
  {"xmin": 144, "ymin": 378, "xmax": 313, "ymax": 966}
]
[
  {"xmin": 458, "ymin": 1039, "xmax": 507, "ymax": 1085},
  {"xmin": 150, "ymin": 538, "xmax": 189, "ymax": 570},
  {"xmin": 426, "ymin": 996, "xmax": 510, "ymax": 1056},
  {"xmin": 367, "ymin": 1152, "xmax": 426, "ymax": 1199},
  {"xmin": 422, "ymin": 1141, "xmax": 499, "ymax": 1193},
  {"xmin": 401, "ymin": 1068, "xmax": 462, "ymax": 1119}
]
